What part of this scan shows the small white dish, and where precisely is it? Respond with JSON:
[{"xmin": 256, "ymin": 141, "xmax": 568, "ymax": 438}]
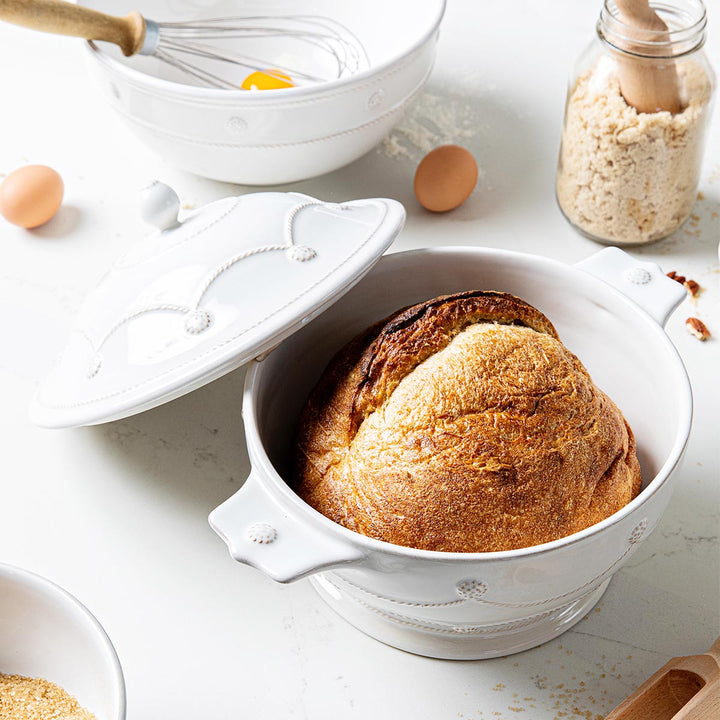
[
  {"xmin": 0, "ymin": 563, "xmax": 126, "ymax": 720},
  {"xmin": 29, "ymin": 188, "xmax": 691, "ymax": 659}
]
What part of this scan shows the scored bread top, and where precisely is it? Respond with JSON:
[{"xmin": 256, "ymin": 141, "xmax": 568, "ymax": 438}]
[{"xmin": 293, "ymin": 291, "xmax": 641, "ymax": 552}]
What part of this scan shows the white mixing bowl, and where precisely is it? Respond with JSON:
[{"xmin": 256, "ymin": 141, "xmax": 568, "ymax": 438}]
[
  {"xmin": 80, "ymin": 0, "xmax": 446, "ymax": 184},
  {"xmin": 210, "ymin": 246, "xmax": 692, "ymax": 659},
  {"xmin": 0, "ymin": 563, "xmax": 126, "ymax": 720}
]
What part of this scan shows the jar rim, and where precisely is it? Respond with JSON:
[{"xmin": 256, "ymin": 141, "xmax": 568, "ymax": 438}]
[{"xmin": 598, "ymin": 0, "xmax": 707, "ymax": 58}]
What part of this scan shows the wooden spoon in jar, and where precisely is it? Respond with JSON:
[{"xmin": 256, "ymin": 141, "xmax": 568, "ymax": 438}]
[
  {"xmin": 614, "ymin": 0, "xmax": 683, "ymax": 113},
  {"xmin": 605, "ymin": 637, "xmax": 720, "ymax": 719}
]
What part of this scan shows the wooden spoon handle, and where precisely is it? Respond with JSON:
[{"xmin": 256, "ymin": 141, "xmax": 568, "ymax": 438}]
[
  {"xmin": 0, "ymin": 0, "xmax": 146, "ymax": 55},
  {"xmin": 674, "ymin": 639, "xmax": 720, "ymax": 719},
  {"xmin": 613, "ymin": 0, "xmax": 683, "ymax": 114},
  {"xmin": 706, "ymin": 636, "xmax": 720, "ymax": 664},
  {"xmin": 673, "ymin": 677, "xmax": 720, "ymax": 719},
  {"xmin": 616, "ymin": 0, "xmax": 669, "ymax": 31},
  {"xmin": 605, "ymin": 645, "xmax": 720, "ymax": 719}
]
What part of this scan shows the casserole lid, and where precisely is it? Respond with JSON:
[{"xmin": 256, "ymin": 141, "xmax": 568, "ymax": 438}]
[{"xmin": 30, "ymin": 186, "xmax": 406, "ymax": 428}]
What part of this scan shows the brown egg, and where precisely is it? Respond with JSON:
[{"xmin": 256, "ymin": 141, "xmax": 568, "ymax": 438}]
[
  {"xmin": 414, "ymin": 145, "xmax": 478, "ymax": 213},
  {"xmin": 0, "ymin": 165, "xmax": 64, "ymax": 228}
]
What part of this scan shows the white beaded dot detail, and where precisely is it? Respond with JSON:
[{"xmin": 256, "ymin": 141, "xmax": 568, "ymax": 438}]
[
  {"xmin": 624, "ymin": 267, "xmax": 653, "ymax": 285},
  {"xmin": 225, "ymin": 116, "xmax": 248, "ymax": 135},
  {"xmin": 247, "ymin": 522, "xmax": 278, "ymax": 544},
  {"xmin": 185, "ymin": 309, "xmax": 212, "ymax": 335},
  {"xmin": 368, "ymin": 88, "xmax": 385, "ymax": 110},
  {"xmin": 629, "ymin": 519, "xmax": 648, "ymax": 544},
  {"xmin": 287, "ymin": 245, "xmax": 317, "ymax": 262},
  {"xmin": 455, "ymin": 578, "xmax": 488, "ymax": 601}
]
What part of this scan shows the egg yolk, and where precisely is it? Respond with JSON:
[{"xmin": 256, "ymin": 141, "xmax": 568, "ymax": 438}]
[{"xmin": 241, "ymin": 69, "xmax": 295, "ymax": 91}]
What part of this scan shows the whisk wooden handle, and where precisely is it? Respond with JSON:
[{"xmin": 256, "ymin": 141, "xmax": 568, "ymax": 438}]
[
  {"xmin": 0, "ymin": 0, "xmax": 146, "ymax": 56},
  {"xmin": 614, "ymin": 0, "xmax": 683, "ymax": 114}
]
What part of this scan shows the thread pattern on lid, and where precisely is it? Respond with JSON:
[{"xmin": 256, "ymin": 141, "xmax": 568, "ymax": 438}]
[
  {"xmin": 82, "ymin": 198, "xmax": 330, "ymax": 380},
  {"xmin": 87, "ymin": 354, "xmax": 103, "ymax": 379}
]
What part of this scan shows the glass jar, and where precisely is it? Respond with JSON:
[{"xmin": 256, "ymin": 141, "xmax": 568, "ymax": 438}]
[{"xmin": 556, "ymin": 0, "xmax": 716, "ymax": 246}]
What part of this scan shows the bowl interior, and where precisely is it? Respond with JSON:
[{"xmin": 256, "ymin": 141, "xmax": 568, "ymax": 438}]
[
  {"xmin": 254, "ymin": 249, "xmax": 688, "ymax": 501},
  {"xmin": 0, "ymin": 565, "xmax": 124, "ymax": 720},
  {"xmin": 82, "ymin": 0, "xmax": 444, "ymax": 90}
]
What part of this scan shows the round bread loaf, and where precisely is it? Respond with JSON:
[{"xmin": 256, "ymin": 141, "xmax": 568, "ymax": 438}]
[{"xmin": 293, "ymin": 291, "xmax": 642, "ymax": 552}]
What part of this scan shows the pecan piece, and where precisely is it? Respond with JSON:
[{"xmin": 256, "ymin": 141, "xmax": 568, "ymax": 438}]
[
  {"xmin": 686, "ymin": 317, "xmax": 710, "ymax": 341},
  {"xmin": 684, "ymin": 279, "xmax": 701, "ymax": 297},
  {"xmin": 667, "ymin": 271, "xmax": 686, "ymax": 284},
  {"xmin": 667, "ymin": 271, "xmax": 701, "ymax": 298}
]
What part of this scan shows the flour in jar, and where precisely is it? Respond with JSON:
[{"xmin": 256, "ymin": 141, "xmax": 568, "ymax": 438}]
[{"xmin": 556, "ymin": 56, "xmax": 713, "ymax": 245}]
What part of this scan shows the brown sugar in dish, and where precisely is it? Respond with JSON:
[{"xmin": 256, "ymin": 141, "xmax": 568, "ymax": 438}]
[
  {"xmin": 556, "ymin": 58, "xmax": 713, "ymax": 245},
  {"xmin": 293, "ymin": 291, "xmax": 642, "ymax": 553},
  {"xmin": 0, "ymin": 674, "xmax": 97, "ymax": 720}
]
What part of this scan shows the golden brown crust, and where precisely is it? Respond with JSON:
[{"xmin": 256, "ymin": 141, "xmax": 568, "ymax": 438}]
[{"xmin": 293, "ymin": 291, "xmax": 642, "ymax": 552}]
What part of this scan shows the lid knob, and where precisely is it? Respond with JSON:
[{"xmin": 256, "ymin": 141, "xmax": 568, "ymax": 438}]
[{"xmin": 140, "ymin": 181, "xmax": 180, "ymax": 230}]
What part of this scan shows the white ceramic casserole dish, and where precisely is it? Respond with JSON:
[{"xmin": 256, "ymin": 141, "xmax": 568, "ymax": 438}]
[
  {"xmin": 30, "ymin": 189, "xmax": 691, "ymax": 659},
  {"xmin": 209, "ymin": 246, "xmax": 692, "ymax": 659},
  {"xmin": 79, "ymin": 0, "xmax": 446, "ymax": 184}
]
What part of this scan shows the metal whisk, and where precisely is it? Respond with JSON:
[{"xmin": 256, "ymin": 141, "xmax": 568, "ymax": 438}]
[{"xmin": 0, "ymin": 0, "xmax": 370, "ymax": 89}]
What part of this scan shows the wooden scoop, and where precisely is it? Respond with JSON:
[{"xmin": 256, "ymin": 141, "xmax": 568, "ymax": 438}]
[
  {"xmin": 614, "ymin": 0, "xmax": 683, "ymax": 114},
  {"xmin": 605, "ymin": 637, "xmax": 720, "ymax": 719}
]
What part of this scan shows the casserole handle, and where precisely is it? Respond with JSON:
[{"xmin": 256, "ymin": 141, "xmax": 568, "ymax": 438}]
[
  {"xmin": 208, "ymin": 472, "xmax": 366, "ymax": 583},
  {"xmin": 575, "ymin": 247, "xmax": 687, "ymax": 327}
]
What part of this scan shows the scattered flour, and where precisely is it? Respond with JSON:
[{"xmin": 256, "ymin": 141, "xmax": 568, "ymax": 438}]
[{"xmin": 379, "ymin": 90, "xmax": 480, "ymax": 161}]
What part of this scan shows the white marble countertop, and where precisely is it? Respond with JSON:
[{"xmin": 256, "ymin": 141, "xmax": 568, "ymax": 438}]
[{"xmin": 1, "ymin": 1, "xmax": 718, "ymax": 718}]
